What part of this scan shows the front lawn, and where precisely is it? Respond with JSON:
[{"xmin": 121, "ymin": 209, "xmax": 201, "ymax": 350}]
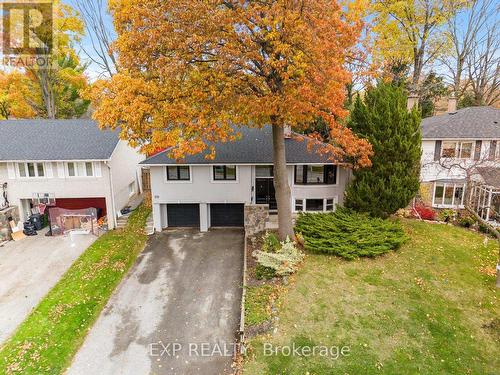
[
  {"xmin": 0, "ymin": 206, "xmax": 150, "ymax": 375},
  {"xmin": 244, "ymin": 219, "xmax": 500, "ymax": 374}
]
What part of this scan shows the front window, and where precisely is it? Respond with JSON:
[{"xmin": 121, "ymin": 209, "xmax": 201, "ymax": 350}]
[
  {"xmin": 294, "ymin": 165, "xmax": 337, "ymax": 185},
  {"xmin": 67, "ymin": 162, "xmax": 94, "ymax": 177},
  {"xmin": 433, "ymin": 182, "xmax": 465, "ymax": 207},
  {"xmin": 213, "ymin": 165, "xmax": 237, "ymax": 181},
  {"xmin": 306, "ymin": 199, "xmax": 324, "ymax": 211},
  {"xmin": 459, "ymin": 142, "xmax": 473, "ymax": 158},
  {"xmin": 326, "ymin": 199, "xmax": 335, "ymax": 211},
  {"xmin": 18, "ymin": 162, "xmax": 44, "ymax": 178},
  {"xmin": 295, "ymin": 199, "xmax": 304, "ymax": 212},
  {"xmin": 441, "ymin": 141, "xmax": 474, "ymax": 159},
  {"xmin": 167, "ymin": 166, "xmax": 190, "ymax": 181},
  {"xmin": 441, "ymin": 142, "xmax": 457, "ymax": 158},
  {"xmin": 294, "ymin": 198, "xmax": 337, "ymax": 212},
  {"xmin": 494, "ymin": 140, "xmax": 500, "ymax": 159}
]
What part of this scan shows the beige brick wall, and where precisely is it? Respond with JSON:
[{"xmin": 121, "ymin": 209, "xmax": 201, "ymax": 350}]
[{"xmin": 419, "ymin": 182, "xmax": 434, "ymax": 206}]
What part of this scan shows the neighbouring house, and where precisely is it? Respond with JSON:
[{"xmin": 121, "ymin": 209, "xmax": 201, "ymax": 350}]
[
  {"xmin": 0, "ymin": 120, "xmax": 145, "ymax": 234},
  {"xmin": 420, "ymin": 100, "xmax": 500, "ymax": 212},
  {"xmin": 141, "ymin": 126, "xmax": 351, "ymax": 232}
]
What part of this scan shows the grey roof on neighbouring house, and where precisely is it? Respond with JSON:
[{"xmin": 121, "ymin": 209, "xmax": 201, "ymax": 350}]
[
  {"xmin": 0, "ymin": 119, "xmax": 120, "ymax": 161},
  {"xmin": 141, "ymin": 126, "xmax": 337, "ymax": 165},
  {"xmin": 421, "ymin": 106, "xmax": 500, "ymax": 139}
]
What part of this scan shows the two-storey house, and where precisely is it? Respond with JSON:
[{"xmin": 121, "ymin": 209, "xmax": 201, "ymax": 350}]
[
  {"xmin": 420, "ymin": 103, "xmax": 500, "ymax": 209},
  {"xmin": 0, "ymin": 119, "xmax": 145, "ymax": 229}
]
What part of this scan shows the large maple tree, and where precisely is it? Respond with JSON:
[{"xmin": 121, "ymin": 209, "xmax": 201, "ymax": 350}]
[{"xmin": 90, "ymin": 0, "xmax": 372, "ymax": 239}]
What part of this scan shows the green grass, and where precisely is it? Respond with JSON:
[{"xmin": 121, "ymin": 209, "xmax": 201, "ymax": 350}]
[
  {"xmin": 244, "ymin": 220, "xmax": 500, "ymax": 374},
  {"xmin": 0, "ymin": 206, "xmax": 150, "ymax": 375},
  {"xmin": 245, "ymin": 285, "xmax": 279, "ymax": 326}
]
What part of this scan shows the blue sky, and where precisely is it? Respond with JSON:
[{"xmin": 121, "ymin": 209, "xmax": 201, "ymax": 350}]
[
  {"xmin": 64, "ymin": 0, "xmax": 499, "ymax": 83},
  {"xmin": 64, "ymin": 0, "xmax": 115, "ymax": 80}
]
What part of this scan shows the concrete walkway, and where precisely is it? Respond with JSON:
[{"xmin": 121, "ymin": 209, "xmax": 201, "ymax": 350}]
[
  {"xmin": 68, "ymin": 228, "xmax": 244, "ymax": 375},
  {"xmin": 0, "ymin": 229, "xmax": 96, "ymax": 344}
]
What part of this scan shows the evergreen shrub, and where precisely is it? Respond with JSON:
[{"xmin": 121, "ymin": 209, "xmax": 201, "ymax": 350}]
[{"xmin": 295, "ymin": 208, "xmax": 407, "ymax": 260}]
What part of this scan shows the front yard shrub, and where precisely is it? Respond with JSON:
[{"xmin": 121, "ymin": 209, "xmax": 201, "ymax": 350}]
[
  {"xmin": 438, "ymin": 209, "xmax": 456, "ymax": 222},
  {"xmin": 255, "ymin": 264, "xmax": 276, "ymax": 280},
  {"xmin": 262, "ymin": 231, "xmax": 281, "ymax": 253},
  {"xmin": 414, "ymin": 204, "xmax": 436, "ymax": 221},
  {"xmin": 295, "ymin": 208, "xmax": 407, "ymax": 260},
  {"xmin": 253, "ymin": 237, "xmax": 304, "ymax": 276},
  {"xmin": 478, "ymin": 222, "xmax": 492, "ymax": 235},
  {"xmin": 458, "ymin": 214, "xmax": 476, "ymax": 228}
]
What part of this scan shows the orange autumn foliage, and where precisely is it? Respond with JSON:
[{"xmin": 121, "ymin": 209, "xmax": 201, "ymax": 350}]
[{"xmin": 88, "ymin": 0, "xmax": 372, "ymax": 166}]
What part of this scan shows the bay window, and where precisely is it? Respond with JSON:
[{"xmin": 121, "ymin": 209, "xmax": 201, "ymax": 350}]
[
  {"xmin": 433, "ymin": 182, "xmax": 465, "ymax": 207},
  {"xmin": 294, "ymin": 198, "xmax": 337, "ymax": 212}
]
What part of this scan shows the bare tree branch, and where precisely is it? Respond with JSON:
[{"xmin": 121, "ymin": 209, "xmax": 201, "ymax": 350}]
[
  {"xmin": 75, "ymin": 0, "xmax": 118, "ymax": 78},
  {"xmin": 466, "ymin": 16, "xmax": 500, "ymax": 106},
  {"xmin": 439, "ymin": 0, "xmax": 496, "ymax": 100}
]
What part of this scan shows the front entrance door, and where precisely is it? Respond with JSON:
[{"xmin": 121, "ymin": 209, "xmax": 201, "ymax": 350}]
[{"xmin": 255, "ymin": 178, "xmax": 277, "ymax": 210}]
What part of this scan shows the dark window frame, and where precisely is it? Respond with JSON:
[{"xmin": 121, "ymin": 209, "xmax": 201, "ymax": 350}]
[
  {"xmin": 213, "ymin": 165, "xmax": 237, "ymax": 181},
  {"xmin": 294, "ymin": 165, "xmax": 337, "ymax": 185},
  {"xmin": 166, "ymin": 166, "xmax": 190, "ymax": 181}
]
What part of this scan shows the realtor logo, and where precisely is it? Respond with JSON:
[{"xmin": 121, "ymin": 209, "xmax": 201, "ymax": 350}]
[{"xmin": 2, "ymin": 1, "xmax": 53, "ymax": 56}]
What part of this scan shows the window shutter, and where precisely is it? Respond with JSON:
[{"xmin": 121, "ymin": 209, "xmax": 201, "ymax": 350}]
[
  {"xmin": 45, "ymin": 162, "xmax": 53, "ymax": 178},
  {"xmin": 7, "ymin": 163, "xmax": 16, "ymax": 179},
  {"xmin": 93, "ymin": 162, "xmax": 102, "ymax": 177},
  {"xmin": 489, "ymin": 141, "xmax": 497, "ymax": 160},
  {"xmin": 57, "ymin": 162, "xmax": 65, "ymax": 178},
  {"xmin": 474, "ymin": 140, "xmax": 482, "ymax": 161},
  {"xmin": 434, "ymin": 141, "xmax": 442, "ymax": 161}
]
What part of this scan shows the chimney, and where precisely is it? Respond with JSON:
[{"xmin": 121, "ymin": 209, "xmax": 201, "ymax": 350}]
[
  {"xmin": 407, "ymin": 92, "xmax": 419, "ymax": 111},
  {"xmin": 284, "ymin": 124, "xmax": 292, "ymax": 139},
  {"xmin": 447, "ymin": 93, "xmax": 457, "ymax": 114}
]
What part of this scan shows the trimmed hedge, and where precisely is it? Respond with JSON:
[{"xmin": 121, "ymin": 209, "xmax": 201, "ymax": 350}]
[{"xmin": 295, "ymin": 208, "xmax": 407, "ymax": 260}]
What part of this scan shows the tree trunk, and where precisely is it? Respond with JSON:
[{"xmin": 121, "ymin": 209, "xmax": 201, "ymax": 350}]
[
  {"xmin": 38, "ymin": 69, "xmax": 56, "ymax": 119},
  {"xmin": 271, "ymin": 121, "xmax": 294, "ymax": 240},
  {"xmin": 412, "ymin": 49, "xmax": 424, "ymax": 92}
]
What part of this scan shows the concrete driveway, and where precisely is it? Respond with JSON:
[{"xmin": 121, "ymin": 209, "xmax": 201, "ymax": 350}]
[
  {"xmin": 68, "ymin": 228, "xmax": 244, "ymax": 375},
  {"xmin": 0, "ymin": 229, "xmax": 96, "ymax": 344}
]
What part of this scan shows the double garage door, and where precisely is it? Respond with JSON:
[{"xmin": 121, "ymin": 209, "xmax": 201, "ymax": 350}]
[{"xmin": 166, "ymin": 203, "xmax": 244, "ymax": 228}]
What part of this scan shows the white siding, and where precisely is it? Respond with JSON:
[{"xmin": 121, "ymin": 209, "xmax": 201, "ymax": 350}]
[
  {"xmin": 420, "ymin": 139, "xmax": 500, "ymax": 183},
  {"xmin": 107, "ymin": 140, "xmax": 146, "ymax": 216},
  {"xmin": 150, "ymin": 164, "xmax": 351, "ymax": 231},
  {"xmin": 0, "ymin": 161, "xmax": 113, "ymax": 225}
]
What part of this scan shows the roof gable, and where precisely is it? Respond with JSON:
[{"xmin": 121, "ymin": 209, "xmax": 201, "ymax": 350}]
[{"xmin": 0, "ymin": 119, "xmax": 120, "ymax": 161}]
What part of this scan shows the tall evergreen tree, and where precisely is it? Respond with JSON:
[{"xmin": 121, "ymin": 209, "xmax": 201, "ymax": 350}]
[{"xmin": 345, "ymin": 82, "xmax": 422, "ymax": 218}]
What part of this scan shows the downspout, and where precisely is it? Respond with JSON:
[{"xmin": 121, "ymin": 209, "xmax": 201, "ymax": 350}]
[{"xmin": 104, "ymin": 161, "xmax": 117, "ymax": 229}]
